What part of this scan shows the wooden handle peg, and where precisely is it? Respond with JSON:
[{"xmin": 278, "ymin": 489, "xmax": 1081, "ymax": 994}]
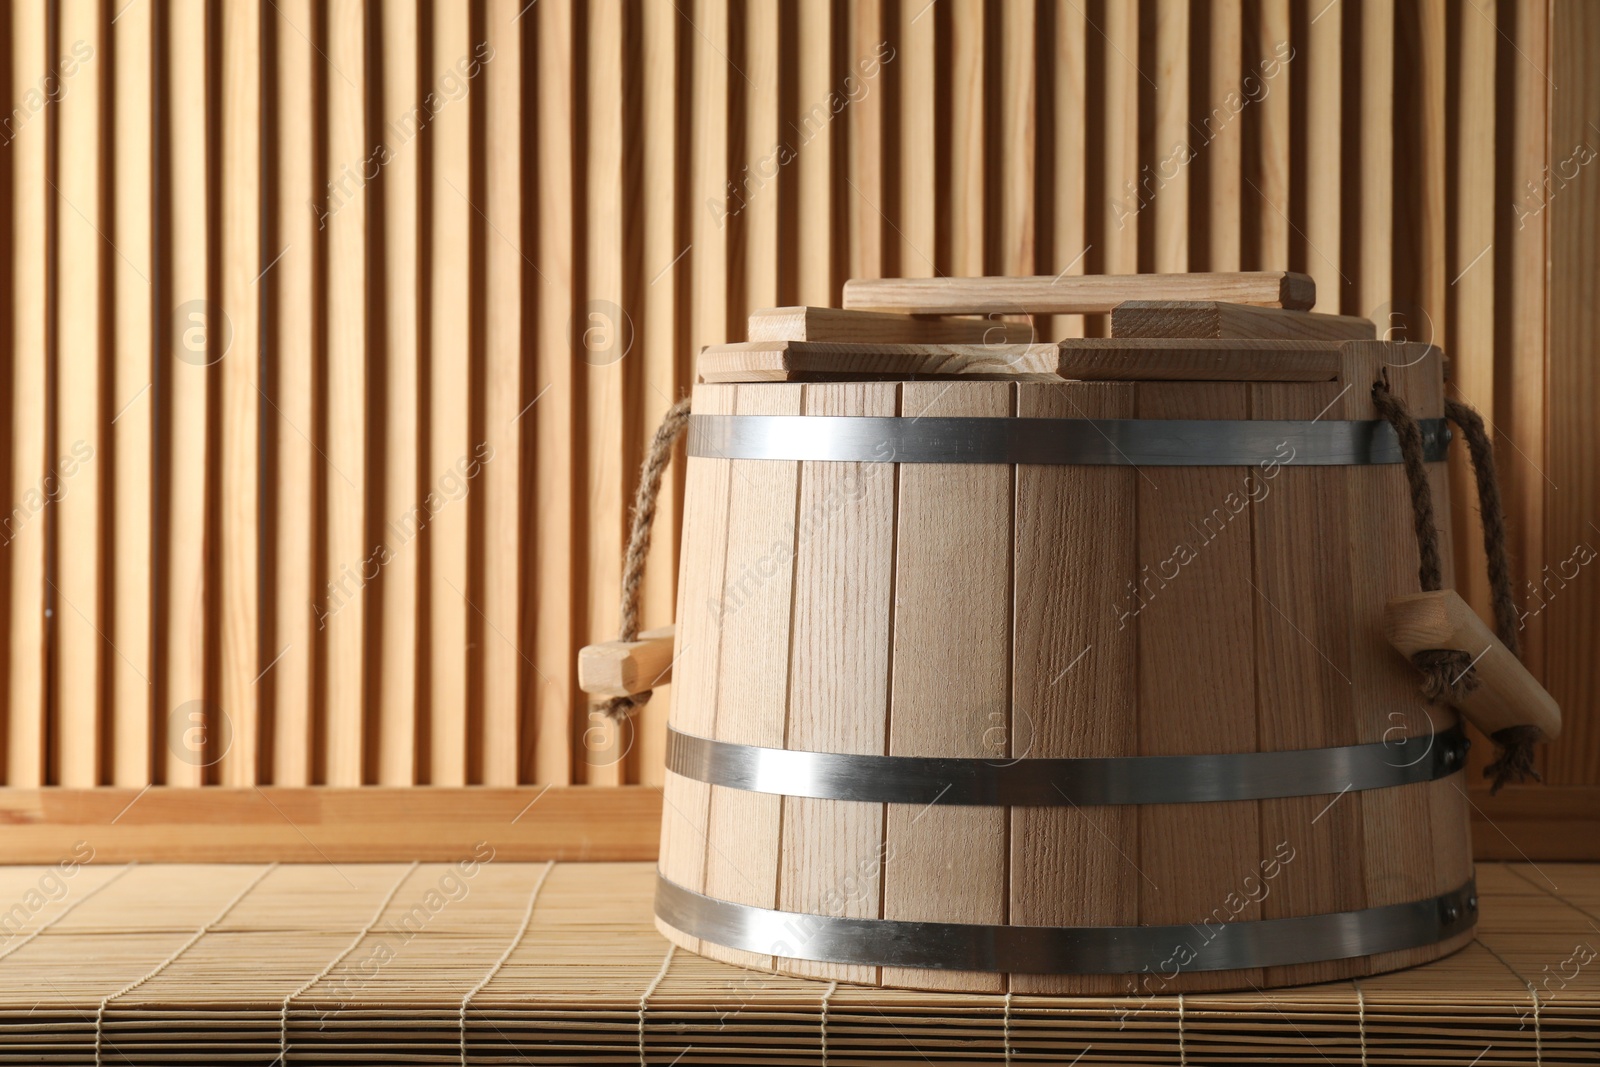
[
  {"xmin": 577, "ymin": 625, "xmax": 676, "ymax": 699},
  {"xmin": 1384, "ymin": 590, "xmax": 1561, "ymax": 740}
]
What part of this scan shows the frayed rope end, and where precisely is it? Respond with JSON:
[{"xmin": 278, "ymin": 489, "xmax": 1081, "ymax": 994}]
[
  {"xmin": 599, "ymin": 691, "xmax": 652, "ymax": 721},
  {"xmin": 1410, "ymin": 648, "xmax": 1481, "ymax": 705},
  {"xmin": 1485, "ymin": 725, "xmax": 1544, "ymax": 794}
]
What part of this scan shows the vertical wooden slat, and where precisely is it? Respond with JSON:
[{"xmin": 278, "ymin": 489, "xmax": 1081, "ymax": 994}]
[
  {"xmin": 655, "ymin": 382, "xmax": 737, "ymax": 957},
  {"xmin": 1445, "ymin": 0, "xmax": 1496, "ymax": 641},
  {"xmin": 1206, "ymin": 0, "xmax": 1243, "ymax": 272},
  {"xmin": 946, "ymin": 0, "xmax": 985, "ymax": 276},
  {"xmin": 698, "ymin": 382, "xmax": 802, "ymax": 972},
  {"xmin": 163, "ymin": 0, "xmax": 214, "ymax": 788},
  {"xmin": 845, "ymin": 0, "xmax": 886, "ymax": 282},
  {"xmin": 1250, "ymin": 380, "xmax": 1364, "ymax": 985},
  {"xmin": 1135, "ymin": 381, "xmax": 1262, "ymax": 992},
  {"xmin": 111, "ymin": 0, "xmax": 155, "ymax": 786},
  {"xmin": 54, "ymin": 0, "xmax": 107, "ymax": 787},
  {"xmin": 1545, "ymin": 0, "xmax": 1599, "ymax": 786},
  {"xmin": 323, "ymin": 0, "xmax": 369, "ymax": 785},
  {"xmin": 1102, "ymin": 0, "xmax": 1139, "ymax": 274},
  {"xmin": 429, "ymin": 0, "xmax": 474, "ymax": 786},
  {"xmin": 896, "ymin": 0, "xmax": 936, "ymax": 275},
  {"xmin": 1151, "ymin": 0, "xmax": 1188, "ymax": 273},
  {"xmin": 1304, "ymin": 0, "xmax": 1341, "ymax": 311},
  {"xmin": 1248, "ymin": 0, "xmax": 1290, "ymax": 270},
  {"xmin": 6, "ymin": 0, "xmax": 50, "ymax": 786},
  {"xmin": 881, "ymin": 381, "xmax": 1012, "ymax": 993},
  {"xmin": 579, "ymin": 0, "xmax": 630, "ymax": 787},
  {"xmin": 1009, "ymin": 381, "xmax": 1137, "ymax": 995},
  {"xmin": 373, "ymin": 0, "xmax": 420, "ymax": 785},
  {"xmin": 1000, "ymin": 0, "xmax": 1035, "ymax": 277},
  {"xmin": 1356, "ymin": 0, "xmax": 1392, "ymax": 325},
  {"xmin": 630, "ymin": 0, "xmax": 684, "ymax": 788},
  {"xmin": 1500, "ymin": 0, "xmax": 1547, "ymax": 776},
  {"xmin": 482, "ymin": 0, "xmax": 524, "ymax": 785},
  {"xmin": 1049, "ymin": 0, "xmax": 1087, "ymax": 338},
  {"xmin": 219, "ymin": 0, "xmax": 262, "ymax": 785},
  {"xmin": 531, "ymin": 0, "xmax": 575, "ymax": 786},
  {"xmin": 777, "ymin": 380, "xmax": 898, "ymax": 985},
  {"xmin": 795, "ymin": 0, "xmax": 837, "ymax": 306},
  {"xmin": 742, "ymin": 0, "xmax": 781, "ymax": 311},
  {"xmin": 268, "ymin": 0, "xmax": 320, "ymax": 786}
]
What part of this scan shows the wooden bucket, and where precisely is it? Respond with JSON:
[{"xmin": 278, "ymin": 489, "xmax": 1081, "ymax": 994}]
[
  {"xmin": 651, "ymin": 339, "xmax": 1488, "ymax": 994},
  {"xmin": 575, "ymin": 278, "xmax": 1560, "ymax": 994}
]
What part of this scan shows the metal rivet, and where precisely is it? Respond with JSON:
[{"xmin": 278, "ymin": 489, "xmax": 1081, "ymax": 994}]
[{"xmin": 1445, "ymin": 904, "xmax": 1461, "ymax": 922}]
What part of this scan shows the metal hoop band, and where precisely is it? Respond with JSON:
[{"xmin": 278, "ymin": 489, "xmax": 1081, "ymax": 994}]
[
  {"xmin": 655, "ymin": 875, "xmax": 1477, "ymax": 974},
  {"xmin": 687, "ymin": 414, "xmax": 1450, "ymax": 466},
  {"xmin": 666, "ymin": 724, "xmax": 1467, "ymax": 806}
]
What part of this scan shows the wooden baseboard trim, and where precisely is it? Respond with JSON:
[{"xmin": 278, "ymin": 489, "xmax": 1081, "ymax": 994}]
[
  {"xmin": 0, "ymin": 785, "xmax": 1587, "ymax": 863},
  {"xmin": 0, "ymin": 786, "xmax": 663, "ymax": 863},
  {"xmin": 1469, "ymin": 786, "xmax": 1600, "ymax": 861}
]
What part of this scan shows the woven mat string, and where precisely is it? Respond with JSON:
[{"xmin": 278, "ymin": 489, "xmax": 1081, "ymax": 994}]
[
  {"xmin": 1371, "ymin": 380, "xmax": 1540, "ymax": 792},
  {"xmin": 601, "ymin": 396, "xmax": 693, "ymax": 721}
]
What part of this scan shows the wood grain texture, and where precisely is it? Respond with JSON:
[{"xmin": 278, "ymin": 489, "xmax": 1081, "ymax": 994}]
[
  {"xmin": 698, "ymin": 385, "xmax": 802, "ymax": 972},
  {"xmin": 322, "ymin": 0, "xmax": 368, "ymax": 785},
  {"xmin": 577, "ymin": 626, "xmax": 675, "ymax": 698},
  {"xmin": 1384, "ymin": 590, "xmax": 1561, "ymax": 740},
  {"xmin": 843, "ymin": 272, "xmax": 1317, "ymax": 314},
  {"xmin": 52, "ymin": 0, "xmax": 105, "ymax": 786},
  {"xmin": 162, "ymin": 1, "xmax": 214, "ymax": 788},
  {"xmin": 881, "ymin": 381, "xmax": 1012, "ymax": 992},
  {"xmin": 266, "ymin": 0, "xmax": 320, "ymax": 787},
  {"xmin": 654, "ymin": 384, "xmax": 735, "ymax": 960},
  {"xmin": 700, "ymin": 338, "xmax": 1340, "ymax": 383},
  {"xmin": 0, "ymin": 3, "xmax": 1582, "ymax": 853},
  {"xmin": 777, "ymin": 381, "xmax": 898, "ymax": 983},
  {"xmin": 1110, "ymin": 301, "xmax": 1376, "ymax": 341},
  {"xmin": 0, "ymin": 786, "xmax": 661, "ymax": 862},
  {"xmin": 219, "ymin": 0, "xmax": 263, "ymax": 787},
  {"xmin": 1336, "ymin": 341, "xmax": 1465, "ymax": 974},
  {"xmin": 111, "ymin": 0, "xmax": 156, "ymax": 786},
  {"xmin": 1249, "ymin": 380, "xmax": 1364, "ymax": 986},
  {"xmin": 1008, "ymin": 381, "xmax": 1137, "ymax": 994},
  {"xmin": 1544, "ymin": 0, "xmax": 1600, "ymax": 787},
  {"xmin": 1133, "ymin": 382, "xmax": 1262, "ymax": 993},
  {"xmin": 5, "ymin": 0, "xmax": 50, "ymax": 788},
  {"xmin": 747, "ymin": 306, "xmax": 1036, "ymax": 344},
  {"xmin": 373, "ymin": 0, "xmax": 420, "ymax": 787}
]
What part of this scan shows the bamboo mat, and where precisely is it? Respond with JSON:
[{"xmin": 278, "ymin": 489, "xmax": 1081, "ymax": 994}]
[{"xmin": 0, "ymin": 860, "xmax": 1594, "ymax": 1065}]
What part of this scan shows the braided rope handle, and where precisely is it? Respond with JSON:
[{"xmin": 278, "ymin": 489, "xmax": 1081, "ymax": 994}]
[
  {"xmin": 593, "ymin": 396, "xmax": 693, "ymax": 720},
  {"xmin": 1371, "ymin": 379, "xmax": 1559, "ymax": 792}
]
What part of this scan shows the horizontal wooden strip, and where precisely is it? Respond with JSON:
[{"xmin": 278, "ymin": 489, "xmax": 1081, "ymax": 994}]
[
  {"xmin": 748, "ymin": 306, "xmax": 1039, "ymax": 344},
  {"xmin": 1470, "ymin": 784, "xmax": 1600, "ymax": 860},
  {"xmin": 700, "ymin": 339, "xmax": 1340, "ymax": 383},
  {"xmin": 1056, "ymin": 339, "xmax": 1341, "ymax": 381},
  {"xmin": 842, "ymin": 271, "xmax": 1317, "ymax": 315},
  {"xmin": 699, "ymin": 341, "xmax": 1062, "ymax": 382},
  {"xmin": 0, "ymin": 787, "xmax": 662, "ymax": 862},
  {"xmin": 1111, "ymin": 301, "xmax": 1377, "ymax": 341}
]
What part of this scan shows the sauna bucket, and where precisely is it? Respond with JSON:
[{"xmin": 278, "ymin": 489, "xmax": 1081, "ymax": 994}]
[{"xmin": 578, "ymin": 275, "xmax": 1561, "ymax": 994}]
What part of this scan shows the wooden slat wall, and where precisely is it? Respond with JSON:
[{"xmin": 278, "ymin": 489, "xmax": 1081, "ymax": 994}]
[{"xmin": 0, "ymin": 1, "xmax": 1590, "ymax": 812}]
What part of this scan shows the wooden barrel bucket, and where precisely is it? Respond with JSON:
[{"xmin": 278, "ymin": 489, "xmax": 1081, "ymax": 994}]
[{"xmin": 654, "ymin": 341, "xmax": 1477, "ymax": 993}]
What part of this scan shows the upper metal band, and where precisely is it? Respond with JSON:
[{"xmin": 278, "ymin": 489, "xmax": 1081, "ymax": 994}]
[
  {"xmin": 666, "ymin": 724, "xmax": 1467, "ymax": 806},
  {"xmin": 688, "ymin": 414, "xmax": 1450, "ymax": 465},
  {"xmin": 656, "ymin": 875, "xmax": 1477, "ymax": 974}
]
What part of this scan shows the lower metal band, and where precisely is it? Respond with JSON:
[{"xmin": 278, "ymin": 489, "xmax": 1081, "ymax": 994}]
[
  {"xmin": 687, "ymin": 414, "xmax": 1450, "ymax": 466},
  {"xmin": 666, "ymin": 724, "xmax": 1466, "ymax": 806},
  {"xmin": 655, "ymin": 875, "xmax": 1477, "ymax": 974}
]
